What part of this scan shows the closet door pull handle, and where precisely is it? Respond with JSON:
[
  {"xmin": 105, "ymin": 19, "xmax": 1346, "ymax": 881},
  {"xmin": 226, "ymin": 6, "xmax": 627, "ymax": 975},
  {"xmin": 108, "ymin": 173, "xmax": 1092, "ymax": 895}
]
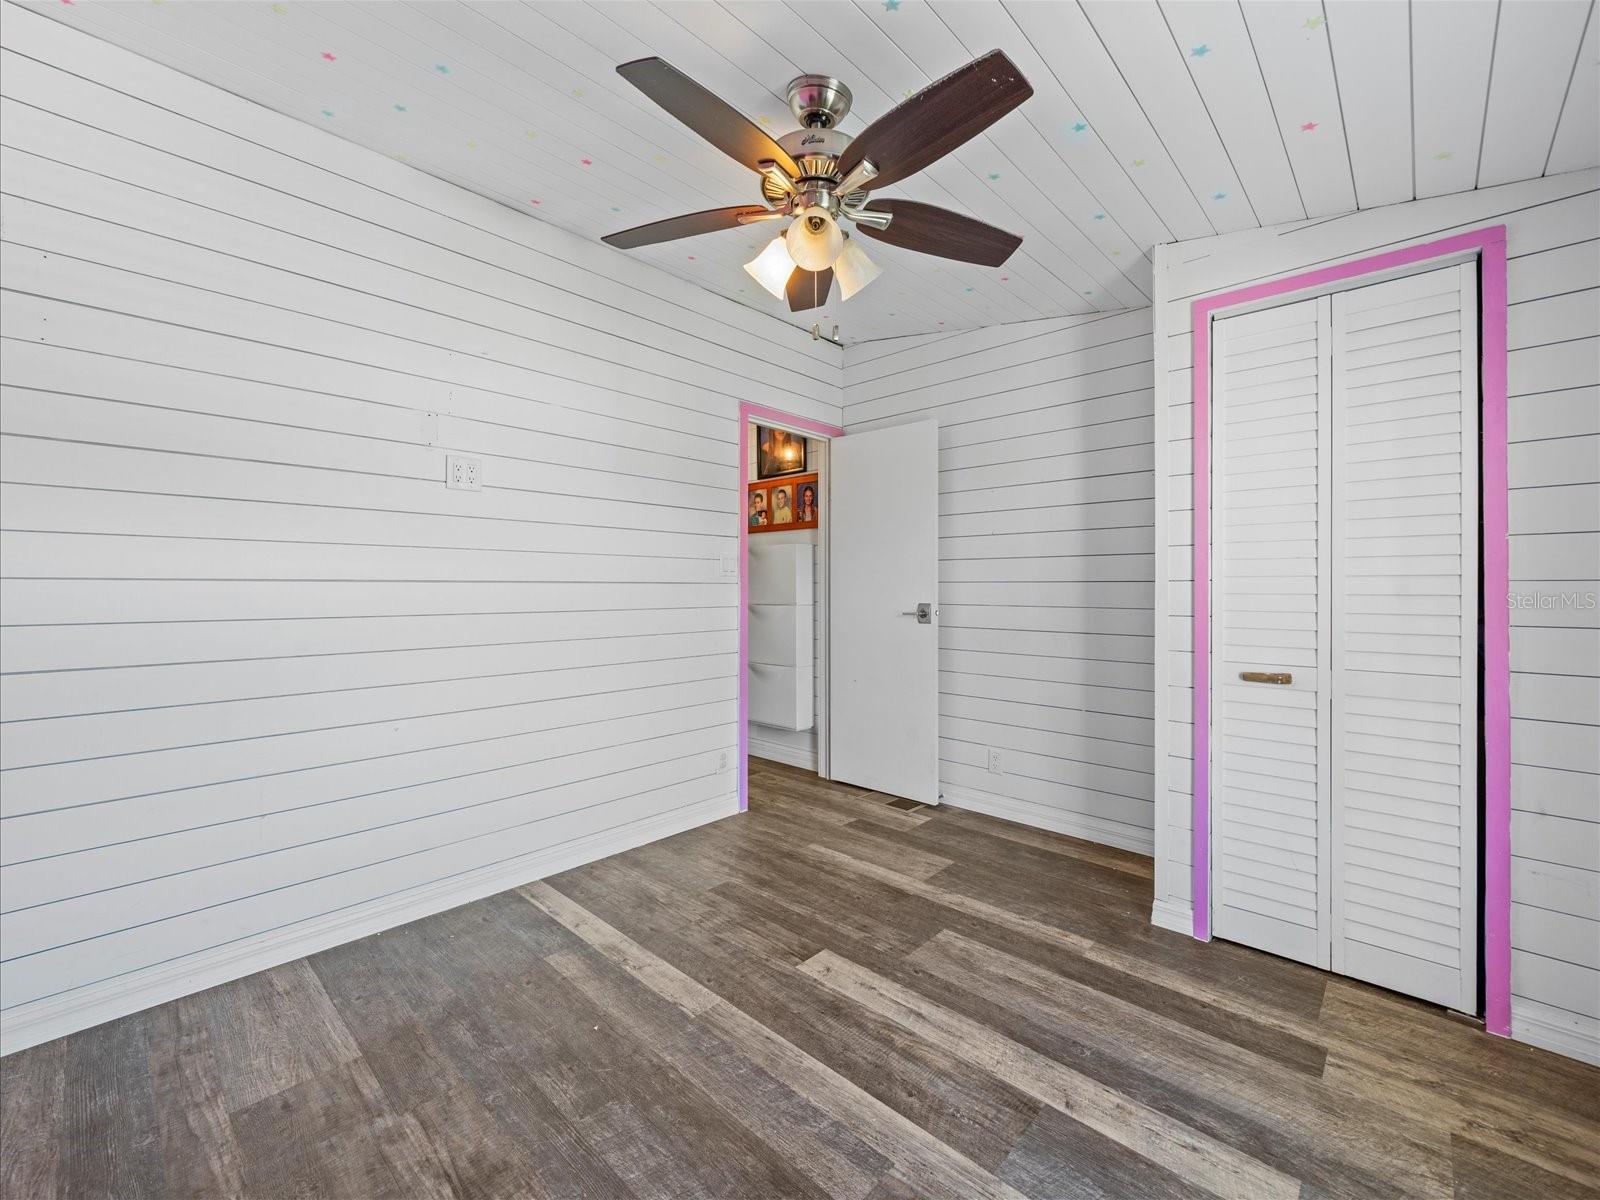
[{"xmin": 1240, "ymin": 671, "xmax": 1292, "ymax": 685}]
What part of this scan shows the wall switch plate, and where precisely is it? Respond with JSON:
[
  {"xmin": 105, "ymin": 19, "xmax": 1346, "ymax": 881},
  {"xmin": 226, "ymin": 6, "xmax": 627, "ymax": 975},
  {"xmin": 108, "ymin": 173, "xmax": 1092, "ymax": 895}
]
[
  {"xmin": 987, "ymin": 748, "xmax": 1004, "ymax": 775},
  {"xmin": 445, "ymin": 454, "xmax": 481, "ymax": 491},
  {"xmin": 717, "ymin": 553, "xmax": 737, "ymax": 579}
]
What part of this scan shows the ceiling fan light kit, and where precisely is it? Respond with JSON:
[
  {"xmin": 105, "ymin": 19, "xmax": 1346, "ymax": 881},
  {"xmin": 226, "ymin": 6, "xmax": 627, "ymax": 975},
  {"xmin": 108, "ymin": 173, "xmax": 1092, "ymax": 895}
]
[
  {"xmin": 603, "ymin": 51, "xmax": 1033, "ymax": 314},
  {"xmin": 744, "ymin": 237, "xmax": 797, "ymax": 301}
]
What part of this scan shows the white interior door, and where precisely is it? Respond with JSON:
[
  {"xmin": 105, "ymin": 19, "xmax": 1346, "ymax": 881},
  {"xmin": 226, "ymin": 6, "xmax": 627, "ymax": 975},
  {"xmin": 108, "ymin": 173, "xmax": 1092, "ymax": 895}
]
[
  {"xmin": 1330, "ymin": 264, "xmax": 1478, "ymax": 1011},
  {"xmin": 1211, "ymin": 297, "xmax": 1333, "ymax": 968},
  {"xmin": 829, "ymin": 420, "xmax": 940, "ymax": 804},
  {"xmin": 1209, "ymin": 264, "xmax": 1480, "ymax": 1011}
]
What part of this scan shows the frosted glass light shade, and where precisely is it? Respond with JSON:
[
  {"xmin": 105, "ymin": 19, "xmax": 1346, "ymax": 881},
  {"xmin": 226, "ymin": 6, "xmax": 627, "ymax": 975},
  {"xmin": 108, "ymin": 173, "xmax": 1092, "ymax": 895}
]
[
  {"xmin": 785, "ymin": 208, "xmax": 843, "ymax": 272},
  {"xmin": 744, "ymin": 236, "xmax": 794, "ymax": 300},
  {"xmin": 833, "ymin": 237, "xmax": 881, "ymax": 300}
]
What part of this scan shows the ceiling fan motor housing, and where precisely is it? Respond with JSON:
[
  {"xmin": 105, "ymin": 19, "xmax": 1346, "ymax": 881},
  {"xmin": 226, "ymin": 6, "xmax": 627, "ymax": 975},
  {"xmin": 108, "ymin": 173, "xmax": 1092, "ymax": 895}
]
[{"xmin": 763, "ymin": 126, "xmax": 854, "ymax": 204}]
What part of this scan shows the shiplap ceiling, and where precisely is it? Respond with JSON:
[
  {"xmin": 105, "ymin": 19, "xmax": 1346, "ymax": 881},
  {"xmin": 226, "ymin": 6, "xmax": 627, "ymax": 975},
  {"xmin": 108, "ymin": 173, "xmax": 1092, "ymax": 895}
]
[{"xmin": 23, "ymin": 0, "xmax": 1598, "ymax": 342}]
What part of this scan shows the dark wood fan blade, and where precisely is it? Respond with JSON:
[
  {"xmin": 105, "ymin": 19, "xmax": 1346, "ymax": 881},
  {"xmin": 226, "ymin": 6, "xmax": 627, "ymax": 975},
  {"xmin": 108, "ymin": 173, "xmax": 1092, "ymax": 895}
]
[
  {"xmin": 835, "ymin": 50, "xmax": 1032, "ymax": 191},
  {"xmin": 602, "ymin": 206, "xmax": 774, "ymax": 250},
  {"xmin": 618, "ymin": 58, "xmax": 800, "ymax": 177},
  {"xmin": 786, "ymin": 267, "xmax": 833, "ymax": 312},
  {"xmin": 853, "ymin": 200, "xmax": 1022, "ymax": 267}
]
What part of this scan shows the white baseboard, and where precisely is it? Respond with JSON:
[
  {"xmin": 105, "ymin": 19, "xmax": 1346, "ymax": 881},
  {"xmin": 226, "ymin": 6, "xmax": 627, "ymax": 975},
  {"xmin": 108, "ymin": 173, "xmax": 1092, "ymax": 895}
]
[
  {"xmin": 1150, "ymin": 897, "xmax": 1195, "ymax": 936},
  {"xmin": 940, "ymin": 784, "xmax": 1154, "ymax": 856},
  {"xmin": 1512, "ymin": 998, "xmax": 1600, "ymax": 1066},
  {"xmin": 0, "ymin": 793, "xmax": 738, "ymax": 1058},
  {"xmin": 748, "ymin": 735, "xmax": 818, "ymax": 772}
]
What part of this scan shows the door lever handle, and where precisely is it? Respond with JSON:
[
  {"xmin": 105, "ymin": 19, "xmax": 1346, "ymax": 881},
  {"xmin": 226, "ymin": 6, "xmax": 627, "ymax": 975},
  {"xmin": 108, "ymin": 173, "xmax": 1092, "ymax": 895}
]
[
  {"xmin": 1240, "ymin": 671, "xmax": 1292, "ymax": 685},
  {"xmin": 900, "ymin": 602, "xmax": 933, "ymax": 624}
]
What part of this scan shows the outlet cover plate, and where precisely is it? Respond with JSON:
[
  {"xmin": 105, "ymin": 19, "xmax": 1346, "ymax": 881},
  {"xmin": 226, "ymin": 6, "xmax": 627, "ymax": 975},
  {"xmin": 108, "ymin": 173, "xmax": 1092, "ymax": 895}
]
[{"xmin": 446, "ymin": 454, "xmax": 482, "ymax": 491}]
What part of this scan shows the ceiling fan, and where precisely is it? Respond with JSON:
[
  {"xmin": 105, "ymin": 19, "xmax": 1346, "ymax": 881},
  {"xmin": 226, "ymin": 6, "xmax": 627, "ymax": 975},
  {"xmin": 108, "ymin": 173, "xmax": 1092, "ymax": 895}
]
[{"xmin": 601, "ymin": 51, "xmax": 1034, "ymax": 312}]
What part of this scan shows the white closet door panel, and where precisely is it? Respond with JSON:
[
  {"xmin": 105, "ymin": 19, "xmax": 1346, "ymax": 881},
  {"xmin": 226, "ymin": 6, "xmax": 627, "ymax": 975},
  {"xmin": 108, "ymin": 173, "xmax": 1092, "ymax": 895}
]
[
  {"xmin": 1332, "ymin": 263, "xmax": 1479, "ymax": 1011},
  {"xmin": 1212, "ymin": 297, "xmax": 1332, "ymax": 968}
]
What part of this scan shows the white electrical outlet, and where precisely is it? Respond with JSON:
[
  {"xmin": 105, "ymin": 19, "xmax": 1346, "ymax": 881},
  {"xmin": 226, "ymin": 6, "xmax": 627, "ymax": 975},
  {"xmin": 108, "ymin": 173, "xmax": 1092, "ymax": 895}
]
[
  {"xmin": 987, "ymin": 748, "xmax": 1004, "ymax": 775},
  {"xmin": 718, "ymin": 751, "xmax": 730, "ymax": 772},
  {"xmin": 445, "ymin": 454, "xmax": 482, "ymax": 491}
]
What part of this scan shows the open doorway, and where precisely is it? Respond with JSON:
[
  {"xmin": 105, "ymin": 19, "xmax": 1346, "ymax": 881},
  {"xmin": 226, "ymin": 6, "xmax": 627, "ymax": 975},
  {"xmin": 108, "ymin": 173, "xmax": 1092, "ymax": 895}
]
[
  {"xmin": 745, "ymin": 419, "xmax": 832, "ymax": 781},
  {"xmin": 736, "ymin": 404, "xmax": 942, "ymax": 815},
  {"xmin": 736, "ymin": 404, "xmax": 843, "ymax": 812}
]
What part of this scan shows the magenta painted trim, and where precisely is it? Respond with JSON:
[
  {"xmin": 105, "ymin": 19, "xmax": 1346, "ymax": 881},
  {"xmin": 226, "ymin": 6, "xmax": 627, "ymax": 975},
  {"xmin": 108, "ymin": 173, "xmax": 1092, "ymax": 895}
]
[
  {"xmin": 737, "ymin": 403, "xmax": 844, "ymax": 814},
  {"xmin": 1189, "ymin": 225, "xmax": 1511, "ymax": 1035}
]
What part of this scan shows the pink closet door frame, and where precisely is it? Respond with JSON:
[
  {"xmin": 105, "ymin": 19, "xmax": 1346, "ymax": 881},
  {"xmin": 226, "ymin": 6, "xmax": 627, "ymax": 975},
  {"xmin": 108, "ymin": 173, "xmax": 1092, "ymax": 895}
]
[
  {"xmin": 1189, "ymin": 226, "xmax": 1510, "ymax": 1034},
  {"xmin": 737, "ymin": 402, "xmax": 845, "ymax": 813}
]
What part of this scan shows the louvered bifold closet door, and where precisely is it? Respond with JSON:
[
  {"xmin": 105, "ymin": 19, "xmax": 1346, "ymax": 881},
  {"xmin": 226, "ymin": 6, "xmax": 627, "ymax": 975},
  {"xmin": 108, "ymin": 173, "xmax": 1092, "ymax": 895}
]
[
  {"xmin": 1330, "ymin": 264, "xmax": 1479, "ymax": 1011},
  {"xmin": 1211, "ymin": 297, "xmax": 1332, "ymax": 967}
]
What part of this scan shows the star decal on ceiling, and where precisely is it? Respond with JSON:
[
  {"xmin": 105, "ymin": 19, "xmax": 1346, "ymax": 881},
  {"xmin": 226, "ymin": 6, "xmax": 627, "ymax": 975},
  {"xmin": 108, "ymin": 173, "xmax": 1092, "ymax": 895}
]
[
  {"xmin": 581, "ymin": 158, "xmax": 593, "ymax": 166},
  {"xmin": 320, "ymin": 109, "xmax": 334, "ymax": 118},
  {"xmin": 1212, "ymin": 191, "xmax": 1227, "ymax": 200},
  {"xmin": 1071, "ymin": 122, "xmax": 1089, "ymax": 133},
  {"xmin": 1093, "ymin": 212, "xmax": 1106, "ymax": 220},
  {"xmin": 1132, "ymin": 158, "xmax": 1146, "ymax": 167},
  {"xmin": 321, "ymin": 52, "xmax": 337, "ymax": 62},
  {"xmin": 1300, "ymin": 121, "xmax": 1318, "ymax": 132},
  {"xmin": 1304, "ymin": 16, "xmax": 1325, "ymax": 30},
  {"xmin": 988, "ymin": 172, "xmax": 1001, "ymax": 181},
  {"xmin": 435, "ymin": 64, "xmax": 452, "ymax": 74},
  {"xmin": 1433, "ymin": 150, "xmax": 1453, "ymax": 160},
  {"xmin": 1190, "ymin": 44, "xmax": 1210, "ymax": 58},
  {"xmin": 394, "ymin": 103, "xmax": 407, "ymax": 113},
  {"xmin": 885, "ymin": 0, "xmax": 901, "ymax": 10}
]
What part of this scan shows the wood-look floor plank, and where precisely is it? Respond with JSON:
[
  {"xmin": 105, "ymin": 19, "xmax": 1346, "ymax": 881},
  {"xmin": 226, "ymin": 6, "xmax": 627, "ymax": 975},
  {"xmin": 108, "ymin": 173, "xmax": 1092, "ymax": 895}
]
[
  {"xmin": 908, "ymin": 928, "xmax": 1454, "ymax": 1198},
  {"xmin": 798, "ymin": 948, "xmax": 1303, "ymax": 1200},
  {"xmin": 542, "ymin": 854, "xmax": 1046, "ymax": 1173},
  {"xmin": 59, "ymin": 1010, "xmax": 166, "ymax": 1200},
  {"xmin": 548, "ymin": 947, "xmax": 891, "ymax": 1200},
  {"xmin": 144, "ymin": 994, "xmax": 245, "ymax": 1200},
  {"xmin": 750, "ymin": 763, "xmax": 935, "ymax": 831},
  {"xmin": 801, "ymin": 842, "xmax": 1329, "ymax": 1076},
  {"xmin": 197, "ymin": 959, "xmax": 362, "ymax": 1115},
  {"xmin": 0, "ymin": 1039, "xmax": 63, "ymax": 1200},
  {"xmin": 228, "ymin": 1057, "xmax": 454, "ymax": 1200},
  {"xmin": 522, "ymin": 881, "xmax": 1034, "ymax": 1200},
  {"xmin": 939, "ymin": 804, "xmax": 1155, "ymax": 879},
  {"xmin": 1449, "ymin": 1132, "xmax": 1600, "ymax": 1199},
  {"xmin": 998, "ymin": 1105, "xmax": 1213, "ymax": 1200}
]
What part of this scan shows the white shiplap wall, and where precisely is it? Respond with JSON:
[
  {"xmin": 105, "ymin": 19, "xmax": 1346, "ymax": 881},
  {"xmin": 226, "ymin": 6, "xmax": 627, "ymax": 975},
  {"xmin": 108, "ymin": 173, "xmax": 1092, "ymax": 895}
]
[
  {"xmin": 1150, "ymin": 169, "xmax": 1600, "ymax": 1064},
  {"xmin": 841, "ymin": 309, "xmax": 1157, "ymax": 853},
  {"xmin": 0, "ymin": 2, "xmax": 841, "ymax": 1055}
]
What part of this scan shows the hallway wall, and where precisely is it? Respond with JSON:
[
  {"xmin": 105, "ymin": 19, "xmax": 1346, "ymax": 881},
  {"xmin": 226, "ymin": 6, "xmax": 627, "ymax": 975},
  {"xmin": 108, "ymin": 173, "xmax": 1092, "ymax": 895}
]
[{"xmin": 841, "ymin": 311, "xmax": 1157, "ymax": 853}]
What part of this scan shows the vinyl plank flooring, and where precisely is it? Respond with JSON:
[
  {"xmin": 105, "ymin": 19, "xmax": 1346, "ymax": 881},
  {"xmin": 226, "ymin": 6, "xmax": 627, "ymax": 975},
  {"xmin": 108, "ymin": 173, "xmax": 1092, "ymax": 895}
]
[
  {"xmin": 1, "ymin": 1039, "xmax": 63, "ymax": 1200},
  {"xmin": 196, "ymin": 959, "xmax": 362, "ymax": 1115},
  {"xmin": 6, "ymin": 767, "xmax": 1600, "ymax": 1199}
]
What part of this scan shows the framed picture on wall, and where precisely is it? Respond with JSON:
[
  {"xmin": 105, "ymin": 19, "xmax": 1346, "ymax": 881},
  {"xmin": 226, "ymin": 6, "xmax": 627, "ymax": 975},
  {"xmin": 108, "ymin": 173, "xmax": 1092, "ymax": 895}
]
[
  {"xmin": 756, "ymin": 425, "xmax": 807, "ymax": 478},
  {"xmin": 749, "ymin": 474, "xmax": 818, "ymax": 532},
  {"xmin": 769, "ymin": 483, "xmax": 795, "ymax": 527}
]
